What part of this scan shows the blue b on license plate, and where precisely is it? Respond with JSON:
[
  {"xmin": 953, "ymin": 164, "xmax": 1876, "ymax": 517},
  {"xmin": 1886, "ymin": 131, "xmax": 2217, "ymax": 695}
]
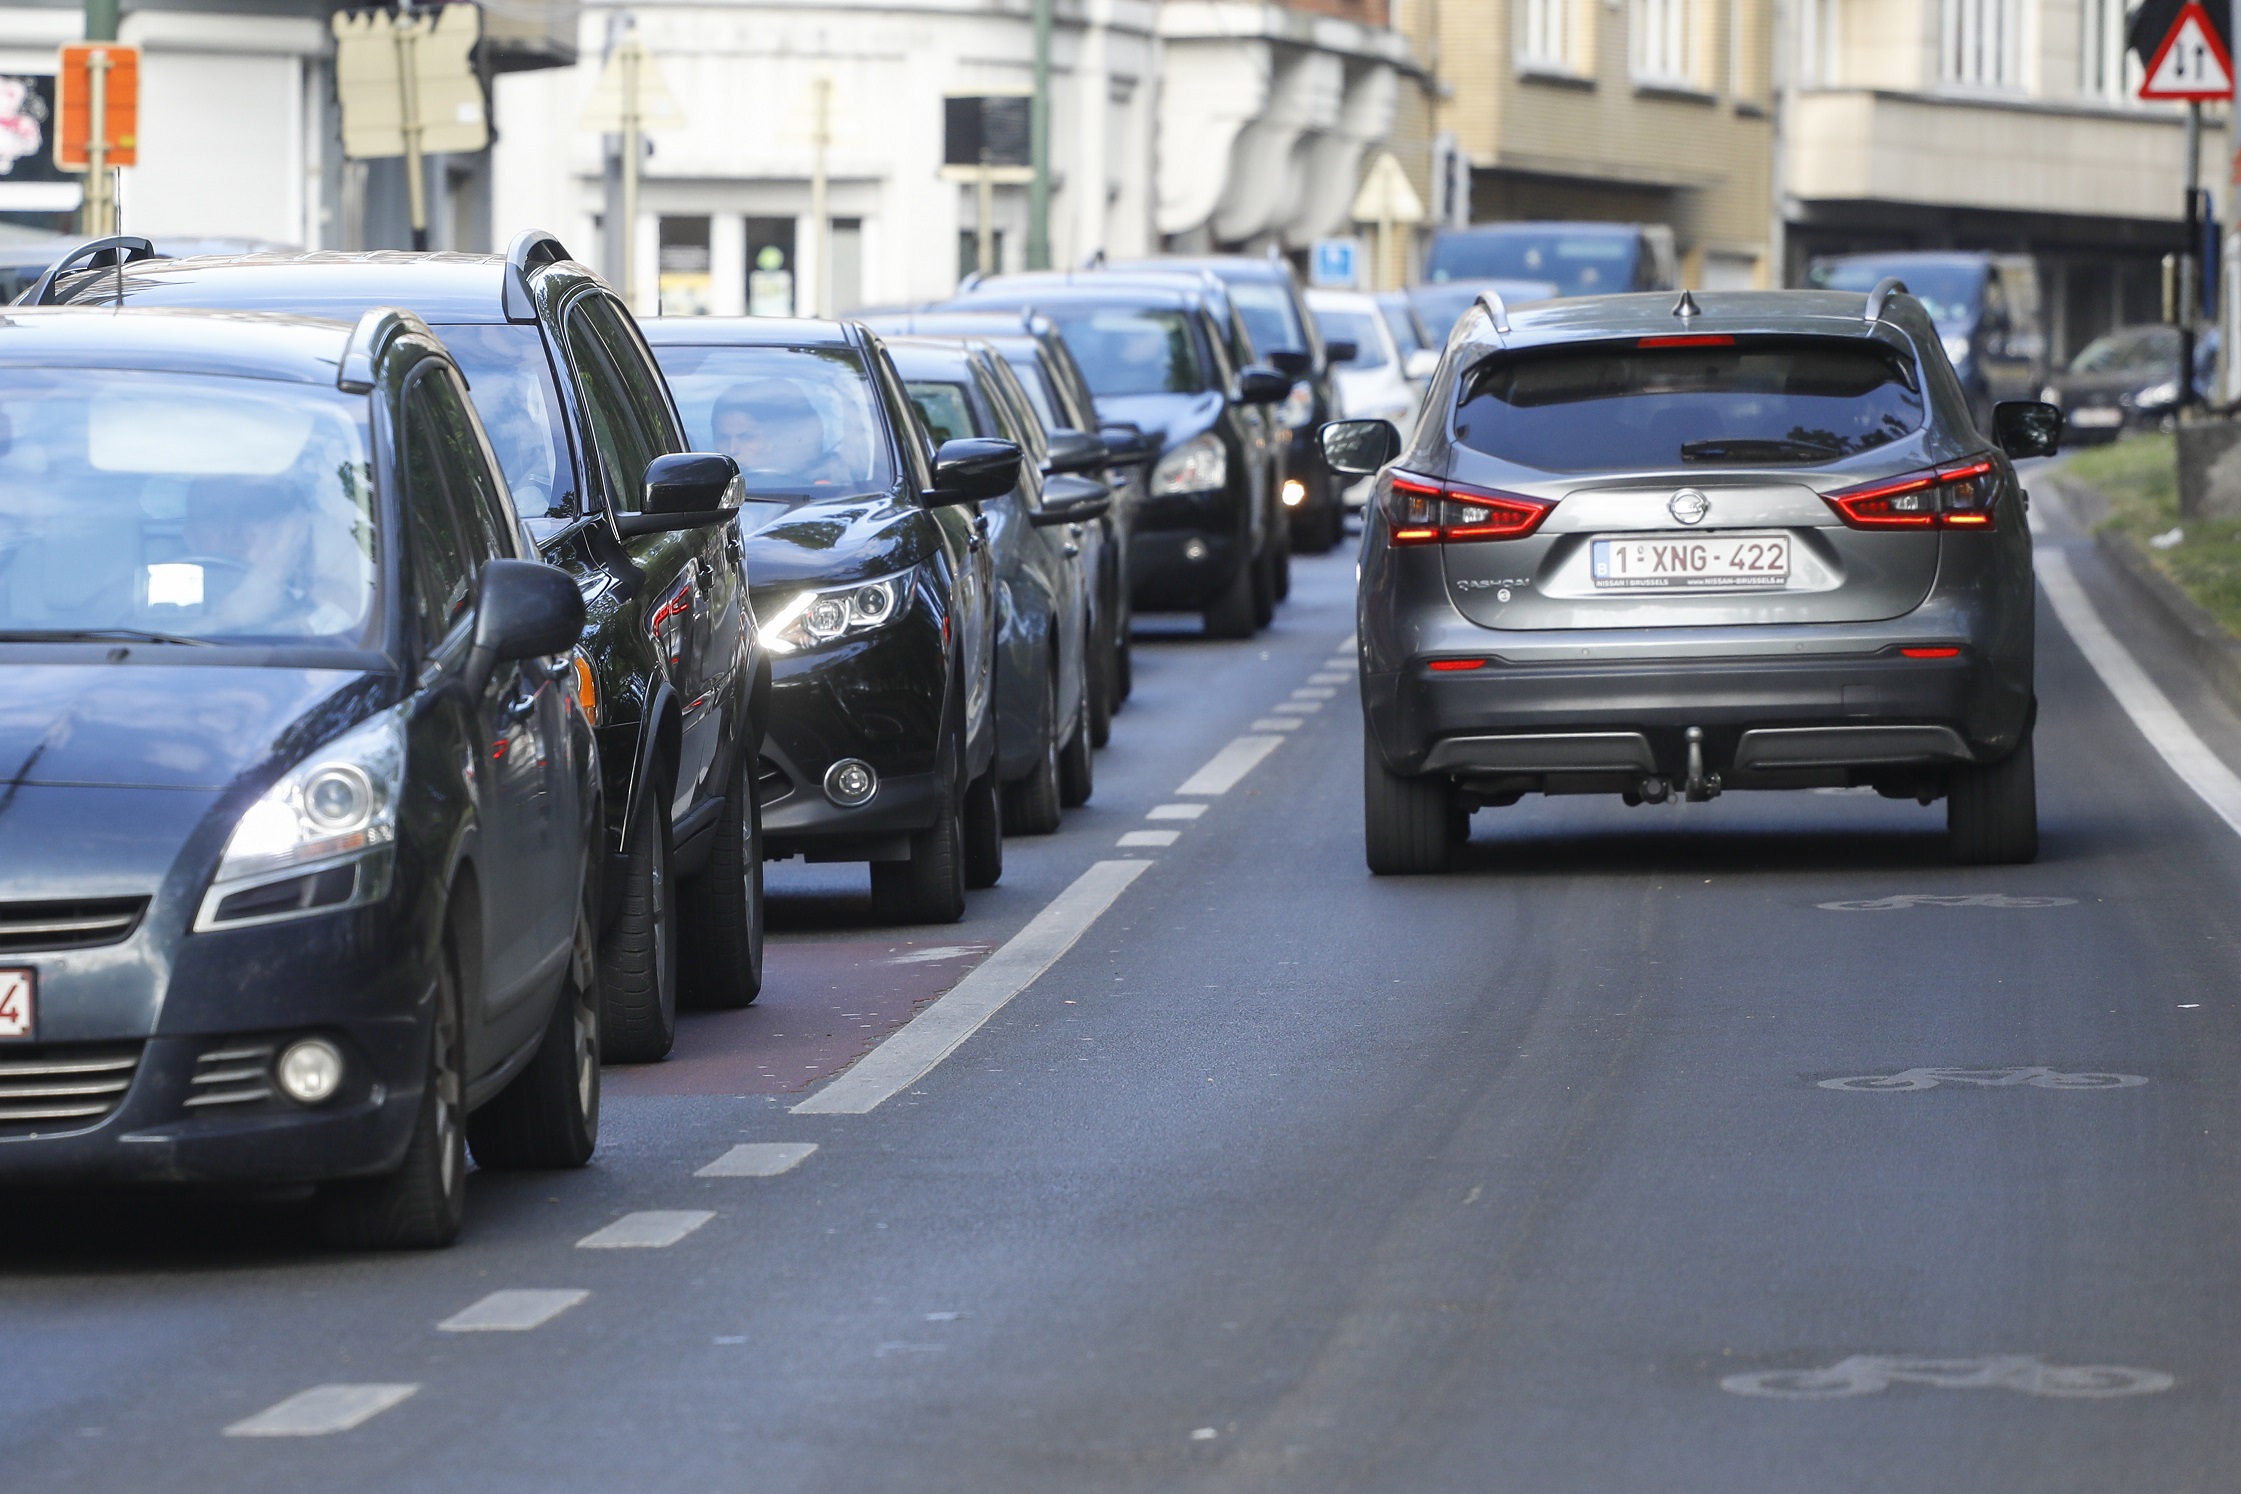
[{"xmin": 1591, "ymin": 533, "xmax": 1789, "ymax": 590}]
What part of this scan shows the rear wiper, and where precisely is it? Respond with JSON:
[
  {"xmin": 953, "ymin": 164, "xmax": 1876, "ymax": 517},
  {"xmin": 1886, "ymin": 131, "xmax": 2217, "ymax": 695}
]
[
  {"xmin": 0, "ymin": 627, "xmax": 214, "ymax": 647},
  {"xmin": 1679, "ymin": 438, "xmax": 1839, "ymax": 464}
]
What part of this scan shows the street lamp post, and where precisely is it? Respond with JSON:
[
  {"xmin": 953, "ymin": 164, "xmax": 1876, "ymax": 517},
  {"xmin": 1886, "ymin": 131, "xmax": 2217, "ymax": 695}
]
[{"xmin": 1027, "ymin": 0, "xmax": 1050, "ymax": 269}]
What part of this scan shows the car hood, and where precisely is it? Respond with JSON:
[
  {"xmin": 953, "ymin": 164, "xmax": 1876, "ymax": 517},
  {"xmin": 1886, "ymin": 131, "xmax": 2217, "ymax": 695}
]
[
  {"xmin": 746, "ymin": 493, "xmax": 944, "ymax": 600},
  {"xmin": 1095, "ymin": 391, "xmax": 1224, "ymax": 454},
  {"xmin": 0, "ymin": 664, "xmax": 375, "ymax": 790}
]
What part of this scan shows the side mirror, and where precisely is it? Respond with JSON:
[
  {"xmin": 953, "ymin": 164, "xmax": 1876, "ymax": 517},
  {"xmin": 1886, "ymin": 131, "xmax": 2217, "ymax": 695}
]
[
  {"xmin": 1099, "ymin": 423, "xmax": 1156, "ymax": 465},
  {"xmin": 1031, "ymin": 472, "xmax": 1112, "ymax": 527},
  {"xmin": 1318, "ymin": 418, "xmax": 1402, "ymax": 476},
  {"xmin": 1403, "ymin": 348, "xmax": 1440, "ymax": 382},
  {"xmin": 926, "ymin": 436, "xmax": 1022, "ymax": 507},
  {"xmin": 1992, "ymin": 400, "xmax": 2062, "ymax": 459},
  {"xmin": 1043, "ymin": 427, "xmax": 1108, "ymax": 476},
  {"xmin": 616, "ymin": 452, "xmax": 741, "ymax": 537},
  {"xmin": 1266, "ymin": 348, "xmax": 1311, "ymax": 379},
  {"xmin": 1234, "ymin": 364, "xmax": 1292, "ymax": 405},
  {"xmin": 466, "ymin": 558, "xmax": 585, "ymax": 697},
  {"xmin": 1323, "ymin": 339, "xmax": 1359, "ymax": 365}
]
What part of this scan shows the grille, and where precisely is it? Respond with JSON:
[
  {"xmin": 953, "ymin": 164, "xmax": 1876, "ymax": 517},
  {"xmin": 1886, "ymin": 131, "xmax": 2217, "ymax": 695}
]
[
  {"xmin": 0, "ymin": 1043, "xmax": 141, "ymax": 1130},
  {"xmin": 184, "ymin": 1042, "xmax": 276, "ymax": 1109},
  {"xmin": 0, "ymin": 897, "xmax": 147, "ymax": 952}
]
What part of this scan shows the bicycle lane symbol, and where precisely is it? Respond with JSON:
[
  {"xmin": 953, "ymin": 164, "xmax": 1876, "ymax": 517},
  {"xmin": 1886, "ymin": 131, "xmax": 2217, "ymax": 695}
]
[
  {"xmin": 1819, "ymin": 1066, "xmax": 2148, "ymax": 1092},
  {"xmin": 1817, "ymin": 894, "xmax": 2079, "ymax": 911},
  {"xmin": 1722, "ymin": 1354, "xmax": 2174, "ymax": 1400}
]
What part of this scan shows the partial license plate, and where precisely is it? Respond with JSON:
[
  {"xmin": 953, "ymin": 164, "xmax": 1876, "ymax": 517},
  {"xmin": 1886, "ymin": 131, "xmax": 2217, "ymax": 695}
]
[
  {"xmin": 0, "ymin": 969, "xmax": 32, "ymax": 1039},
  {"xmin": 2070, "ymin": 407, "xmax": 2125, "ymax": 428},
  {"xmin": 1592, "ymin": 533, "xmax": 1790, "ymax": 590}
]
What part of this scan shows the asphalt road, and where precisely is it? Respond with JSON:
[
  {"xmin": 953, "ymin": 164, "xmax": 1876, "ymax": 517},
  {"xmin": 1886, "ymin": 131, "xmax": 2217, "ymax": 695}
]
[{"xmin": 9, "ymin": 479, "xmax": 2241, "ymax": 1492}]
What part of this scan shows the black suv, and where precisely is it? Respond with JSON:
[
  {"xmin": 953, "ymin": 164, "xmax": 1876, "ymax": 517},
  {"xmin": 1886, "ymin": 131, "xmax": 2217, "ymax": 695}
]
[{"xmin": 38, "ymin": 235, "xmax": 767, "ymax": 1062}]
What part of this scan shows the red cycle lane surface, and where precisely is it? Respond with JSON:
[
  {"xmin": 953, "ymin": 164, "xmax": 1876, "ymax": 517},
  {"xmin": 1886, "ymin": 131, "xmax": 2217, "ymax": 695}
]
[{"xmin": 603, "ymin": 937, "xmax": 995, "ymax": 1097}]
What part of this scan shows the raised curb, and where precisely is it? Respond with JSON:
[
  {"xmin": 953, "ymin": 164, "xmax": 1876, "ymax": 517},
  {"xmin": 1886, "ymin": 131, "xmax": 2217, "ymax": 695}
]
[{"xmin": 2063, "ymin": 475, "xmax": 2241, "ymax": 717}]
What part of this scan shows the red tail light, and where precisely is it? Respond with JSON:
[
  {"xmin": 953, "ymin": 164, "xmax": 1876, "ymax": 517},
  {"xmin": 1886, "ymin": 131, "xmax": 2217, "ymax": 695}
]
[
  {"xmin": 1427, "ymin": 658, "xmax": 1487, "ymax": 672},
  {"xmin": 1636, "ymin": 334, "xmax": 1735, "ymax": 348},
  {"xmin": 1900, "ymin": 647, "xmax": 1960, "ymax": 659},
  {"xmin": 1824, "ymin": 457, "xmax": 2000, "ymax": 530},
  {"xmin": 1384, "ymin": 471, "xmax": 1555, "ymax": 544}
]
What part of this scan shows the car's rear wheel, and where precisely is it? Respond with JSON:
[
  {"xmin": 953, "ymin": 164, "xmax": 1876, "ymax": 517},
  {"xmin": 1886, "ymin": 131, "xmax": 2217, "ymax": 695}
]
[
  {"xmin": 467, "ymin": 877, "xmax": 601, "ymax": 1170},
  {"xmin": 1252, "ymin": 543, "xmax": 1277, "ymax": 627},
  {"xmin": 600, "ymin": 781, "xmax": 678, "ymax": 1062},
  {"xmin": 963, "ymin": 765, "xmax": 1003, "ymax": 888},
  {"xmin": 1087, "ymin": 609, "xmax": 1114, "ymax": 749},
  {"xmin": 1204, "ymin": 557, "xmax": 1257, "ymax": 639},
  {"xmin": 678, "ymin": 748, "xmax": 764, "ymax": 1010},
  {"xmin": 1948, "ymin": 727, "xmax": 2038, "ymax": 864},
  {"xmin": 1364, "ymin": 737, "xmax": 1463, "ymax": 875},
  {"xmin": 872, "ymin": 748, "xmax": 968, "ymax": 923},
  {"xmin": 1002, "ymin": 668, "xmax": 1064, "ymax": 833},
  {"xmin": 1059, "ymin": 699, "xmax": 1094, "ymax": 808},
  {"xmin": 317, "ymin": 925, "xmax": 467, "ymax": 1250}
]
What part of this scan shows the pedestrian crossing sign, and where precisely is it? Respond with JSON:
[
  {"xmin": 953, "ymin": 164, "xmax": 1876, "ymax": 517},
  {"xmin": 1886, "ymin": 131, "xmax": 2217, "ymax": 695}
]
[{"xmin": 2141, "ymin": 0, "xmax": 2234, "ymax": 100}]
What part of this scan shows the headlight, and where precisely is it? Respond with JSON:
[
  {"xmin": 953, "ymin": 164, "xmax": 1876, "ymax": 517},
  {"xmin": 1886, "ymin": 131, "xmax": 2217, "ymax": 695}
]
[
  {"xmin": 2136, "ymin": 379, "xmax": 2179, "ymax": 409},
  {"xmin": 1277, "ymin": 381, "xmax": 1315, "ymax": 429},
  {"xmin": 1940, "ymin": 333, "xmax": 1972, "ymax": 367},
  {"xmin": 195, "ymin": 706, "xmax": 405, "ymax": 931},
  {"xmin": 758, "ymin": 568, "xmax": 914, "ymax": 654},
  {"xmin": 2040, "ymin": 386, "xmax": 2061, "ymax": 405},
  {"xmin": 1151, "ymin": 432, "xmax": 1228, "ymax": 496}
]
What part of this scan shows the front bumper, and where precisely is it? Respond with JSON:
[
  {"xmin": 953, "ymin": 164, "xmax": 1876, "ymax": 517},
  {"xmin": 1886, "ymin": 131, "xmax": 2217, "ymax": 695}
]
[{"xmin": 1129, "ymin": 486, "xmax": 1251, "ymax": 610}]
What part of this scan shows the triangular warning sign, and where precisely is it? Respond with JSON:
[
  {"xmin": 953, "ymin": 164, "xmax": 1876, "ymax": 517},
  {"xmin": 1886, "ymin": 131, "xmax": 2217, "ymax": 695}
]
[{"xmin": 2142, "ymin": 1, "xmax": 2234, "ymax": 100}]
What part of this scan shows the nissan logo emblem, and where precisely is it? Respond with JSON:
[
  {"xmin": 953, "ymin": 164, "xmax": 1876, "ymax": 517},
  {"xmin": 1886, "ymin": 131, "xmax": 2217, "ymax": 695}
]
[{"xmin": 1669, "ymin": 488, "xmax": 1711, "ymax": 525}]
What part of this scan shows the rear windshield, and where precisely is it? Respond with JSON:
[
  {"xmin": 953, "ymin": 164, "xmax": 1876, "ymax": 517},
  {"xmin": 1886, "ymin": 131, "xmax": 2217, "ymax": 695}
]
[
  {"xmin": 1426, "ymin": 231, "xmax": 1637, "ymax": 297},
  {"xmin": 1453, "ymin": 338, "xmax": 1924, "ymax": 473},
  {"xmin": 654, "ymin": 344, "xmax": 893, "ymax": 509},
  {"xmin": 1045, "ymin": 308, "xmax": 1206, "ymax": 397}
]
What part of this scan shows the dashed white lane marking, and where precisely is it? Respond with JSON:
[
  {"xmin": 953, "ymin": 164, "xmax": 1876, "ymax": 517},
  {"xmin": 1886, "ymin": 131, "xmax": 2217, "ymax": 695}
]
[
  {"xmin": 575, "ymin": 1210, "xmax": 715, "ymax": 1249},
  {"xmin": 1117, "ymin": 829, "xmax": 1180, "ymax": 847},
  {"xmin": 225, "ymin": 1384, "xmax": 418, "ymax": 1437},
  {"xmin": 1176, "ymin": 735, "xmax": 1284, "ymax": 795},
  {"xmin": 437, "ymin": 1289, "xmax": 589, "ymax": 1333},
  {"xmin": 886, "ymin": 945, "xmax": 980, "ymax": 964},
  {"xmin": 1148, "ymin": 803, "xmax": 1208, "ymax": 820},
  {"xmin": 793, "ymin": 859, "xmax": 1153, "ymax": 1115},
  {"xmin": 696, "ymin": 1142, "xmax": 818, "ymax": 1177},
  {"xmin": 1270, "ymin": 701, "xmax": 1321, "ymax": 715},
  {"xmin": 1251, "ymin": 717, "xmax": 1302, "ymax": 732},
  {"xmin": 2039, "ymin": 547, "xmax": 2241, "ymax": 838},
  {"xmin": 1290, "ymin": 687, "xmax": 1336, "ymax": 700},
  {"xmin": 1818, "ymin": 893, "xmax": 2076, "ymax": 911},
  {"xmin": 1722, "ymin": 1354, "xmax": 2172, "ymax": 1399},
  {"xmin": 1820, "ymin": 1066, "xmax": 2146, "ymax": 1092},
  {"xmin": 1309, "ymin": 672, "xmax": 1351, "ymax": 684}
]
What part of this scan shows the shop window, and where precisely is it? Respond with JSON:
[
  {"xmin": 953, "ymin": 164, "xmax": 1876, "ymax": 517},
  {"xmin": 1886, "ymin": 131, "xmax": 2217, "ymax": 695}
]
[
  {"xmin": 659, "ymin": 216, "xmax": 711, "ymax": 316},
  {"xmin": 746, "ymin": 217, "xmax": 795, "ymax": 317}
]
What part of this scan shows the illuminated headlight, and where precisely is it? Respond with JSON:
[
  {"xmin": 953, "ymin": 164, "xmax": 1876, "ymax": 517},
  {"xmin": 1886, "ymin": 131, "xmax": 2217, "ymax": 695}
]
[
  {"xmin": 1940, "ymin": 333, "xmax": 1972, "ymax": 366},
  {"xmin": 1281, "ymin": 479, "xmax": 1307, "ymax": 508},
  {"xmin": 2040, "ymin": 386, "xmax": 2061, "ymax": 406},
  {"xmin": 1151, "ymin": 432, "xmax": 1228, "ymax": 496},
  {"xmin": 1277, "ymin": 382, "xmax": 1315, "ymax": 428},
  {"xmin": 195, "ymin": 706, "xmax": 405, "ymax": 931},
  {"xmin": 757, "ymin": 568, "xmax": 914, "ymax": 654},
  {"xmin": 2136, "ymin": 379, "xmax": 2180, "ymax": 409}
]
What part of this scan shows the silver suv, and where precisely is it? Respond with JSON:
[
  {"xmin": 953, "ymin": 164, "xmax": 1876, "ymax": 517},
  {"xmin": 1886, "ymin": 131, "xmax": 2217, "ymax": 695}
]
[{"xmin": 1324, "ymin": 285, "xmax": 2061, "ymax": 874}]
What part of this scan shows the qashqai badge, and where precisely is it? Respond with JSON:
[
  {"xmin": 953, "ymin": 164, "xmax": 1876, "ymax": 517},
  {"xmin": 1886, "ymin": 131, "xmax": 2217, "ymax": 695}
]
[{"xmin": 1669, "ymin": 488, "xmax": 1711, "ymax": 525}]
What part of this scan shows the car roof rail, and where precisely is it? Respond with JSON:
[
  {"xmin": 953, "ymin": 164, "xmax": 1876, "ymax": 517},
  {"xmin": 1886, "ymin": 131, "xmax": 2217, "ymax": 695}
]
[
  {"xmin": 337, "ymin": 305, "xmax": 435, "ymax": 393},
  {"xmin": 1864, "ymin": 276, "xmax": 1909, "ymax": 323},
  {"xmin": 1475, "ymin": 286, "xmax": 1512, "ymax": 338},
  {"xmin": 22, "ymin": 235, "xmax": 160, "ymax": 306},
  {"xmin": 503, "ymin": 229, "xmax": 571, "ymax": 322}
]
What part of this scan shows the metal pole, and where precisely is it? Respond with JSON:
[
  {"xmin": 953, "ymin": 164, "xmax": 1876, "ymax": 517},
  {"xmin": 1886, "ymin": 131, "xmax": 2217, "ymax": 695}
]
[
  {"xmin": 977, "ymin": 154, "xmax": 995, "ymax": 276},
  {"xmin": 84, "ymin": 49, "xmax": 108, "ymax": 237},
  {"xmin": 622, "ymin": 38, "xmax": 640, "ymax": 311},
  {"xmin": 396, "ymin": 11, "xmax": 428, "ymax": 251},
  {"xmin": 810, "ymin": 75, "xmax": 830, "ymax": 317},
  {"xmin": 1027, "ymin": 0, "xmax": 1050, "ymax": 269},
  {"xmin": 84, "ymin": 0, "xmax": 116, "ymax": 43},
  {"xmin": 2182, "ymin": 100, "xmax": 2203, "ymax": 412}
]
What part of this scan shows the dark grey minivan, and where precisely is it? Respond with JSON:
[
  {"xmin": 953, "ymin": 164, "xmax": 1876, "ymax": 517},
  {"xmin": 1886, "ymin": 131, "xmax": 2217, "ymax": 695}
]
[{"xmin": 1327, "ymin": 285, "xmax": 2061, "ymax": 874}]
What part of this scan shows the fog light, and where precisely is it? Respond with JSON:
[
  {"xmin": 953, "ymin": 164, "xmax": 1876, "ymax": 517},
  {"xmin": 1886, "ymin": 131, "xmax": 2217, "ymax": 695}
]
[
  {"xmin": 276, "ymin": 1038, "xmax": 344, "ymax": 1104},
  {"xmin": 1182, "ymin": 538, "xmax": 1210, "ymax": 563},
  {"xmin": 1281, "ymin": 478, "xmax": 1307, "ymax": 508},
  {"xmin": 824, "ymin": 758, "xmax": 878, "ymax": 807}
]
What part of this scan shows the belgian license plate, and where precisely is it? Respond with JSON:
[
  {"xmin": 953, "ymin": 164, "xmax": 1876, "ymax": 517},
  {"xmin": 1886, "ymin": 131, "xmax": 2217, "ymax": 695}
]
[
  {"xmin": 0, "ymin": 969, "xmax": 32, "ymax": 1039},
  {"xmin": 1591, "ymin": 533, "xmax": 1790, "ymax": 590},
  {"xmin": 2070, "ymin": 407, "xmax": 2124, "ymax": 429}
]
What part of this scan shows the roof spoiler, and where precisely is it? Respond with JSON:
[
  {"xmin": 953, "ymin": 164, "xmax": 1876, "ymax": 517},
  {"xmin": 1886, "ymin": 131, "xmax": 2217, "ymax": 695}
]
[
  {"xmin": 22, "ymin": 235, "xmax": 160, "ymax": 306},
  {"xmin": 1474, "ymin": 287, "xmax": 1512, "ymax": 340},
  {"xmin": 503, "ymin": 229, "xmax": 571, "ymax": 322},
  {"xmin": 338, "ymin": 305, "xmax": 436, "ymax": 394},
  {"xmin": 1863, "ymin": 276, "xmax": 1909, "ymax": 323}
]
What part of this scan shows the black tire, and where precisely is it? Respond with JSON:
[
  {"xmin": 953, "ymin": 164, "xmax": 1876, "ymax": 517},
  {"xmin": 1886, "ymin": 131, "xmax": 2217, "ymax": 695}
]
[
  {"xmin": 963, "ymin": 766, "xmax": 1003, "ymax": 889},
  {"xmin": 1272, "ymin": 529, "xmax": 1292, "ymax": 601},
  {"xmin": 1364, "ymin": 736, "xmax": 1462, "ymax": 875},
  {"xmin": 1086, "ymin": 608, "xmax": 1114, "ymax": 749},
  {"xmin": 1059, "ymin": 699, "xmax": 1094, "ymax": 808},
  {"xmin": 1115, "ymin": 624, "xmax": 1133, "ymax": 702},
  {"xmin": 317, "ymin": 926, "xmax": 468, "ymax": 1249},
  {"xmin": 1948, "ymin": 727, "xmax": 2038, "ymax": 864},
  {"xmin": 467, "ymin": 880, "xmax": 600, "ymax": 1170},
  {"xmin": 1204, "ymin": 557, "xmax": 1257, "ymax": 639},
  {"xmin": 1002, "ymin": 668, "xmax": 1064, "ymax": 833},
  {"xmin": 872, "ymin": 760, "xmax": 968, "ymax": 924},
  {"xmin": 600, "ymin": 782, "xmax": 678, "ymax": 1062},
  {"xmin": 679, "ymin": 749, "xmax": 765, "ymax": 1010},
  {"xmin": 1252, "ymin": 543, "xmax": 1276, "ymax": 627}
]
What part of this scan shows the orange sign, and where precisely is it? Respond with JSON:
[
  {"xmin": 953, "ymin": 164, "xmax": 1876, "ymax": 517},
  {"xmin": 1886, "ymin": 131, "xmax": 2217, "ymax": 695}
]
[{"xmin": 55, "ymin": 43, "xmax": 138, "ymax": 170}]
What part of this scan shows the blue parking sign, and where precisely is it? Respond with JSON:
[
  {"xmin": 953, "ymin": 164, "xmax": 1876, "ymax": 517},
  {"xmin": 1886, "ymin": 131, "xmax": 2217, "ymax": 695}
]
[{"xmin": 1311, "ymin": 237, "xmax": 1360, "ymax": 288}]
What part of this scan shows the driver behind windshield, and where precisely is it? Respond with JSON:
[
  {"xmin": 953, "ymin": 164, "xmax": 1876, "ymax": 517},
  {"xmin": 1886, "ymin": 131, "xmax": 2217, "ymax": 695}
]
[
  {"xmin": 712, "ymin": 380, "xmax": 853, "ymax": 488},
  {"xmin": 182, "ymin": 475, "xmax": 359, "ymax": 636}
]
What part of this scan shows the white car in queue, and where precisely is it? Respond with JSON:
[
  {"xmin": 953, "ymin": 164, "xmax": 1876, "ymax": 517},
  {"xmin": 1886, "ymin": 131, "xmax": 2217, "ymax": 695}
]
[{"xmin": 1305, "ymin": 287, "xmax": 1421, "ymax": 522}]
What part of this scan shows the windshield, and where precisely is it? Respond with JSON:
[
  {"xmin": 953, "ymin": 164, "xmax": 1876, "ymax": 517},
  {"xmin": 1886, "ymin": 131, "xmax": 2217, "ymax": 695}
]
[
  {"xmin": 2070, "ymin": 326, "xmax": 2180, "ymax": 374},
  {"xmin": 1809, "ymin": 260, "xmax": 1986, "ymax": 328},
  {"xmin": 1379, "ymin": 298, "xmax": 1427, "ymax": 354},
  {"xmin": 1314, "ymin": 307, "xmax": 1389, "ymax": 369},
  {"xmin": 1225, "ymin": 280, "xmax": 1305, "ymax": 355},
  {"xmin": 435, "ymin": 322, "xmax": 572, "ymax": 518},
  {"xmin": 1454, "ymin": 338, "xmax": 1924, "ymax": 473},
  {"xmin": 0, "ymin": 368, "xmax": 377, "ymax": 644},
  {"xmin": 1047, "ymin": 308, "xmax": 1206, "ymax": 397},
  {"xmin": 1426, "ymin": 231, "xmax": 1638, "ymax": 296},
  {"xmin": 657, "ymin": 344, "xmax": 893, "ymax": 517}
]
